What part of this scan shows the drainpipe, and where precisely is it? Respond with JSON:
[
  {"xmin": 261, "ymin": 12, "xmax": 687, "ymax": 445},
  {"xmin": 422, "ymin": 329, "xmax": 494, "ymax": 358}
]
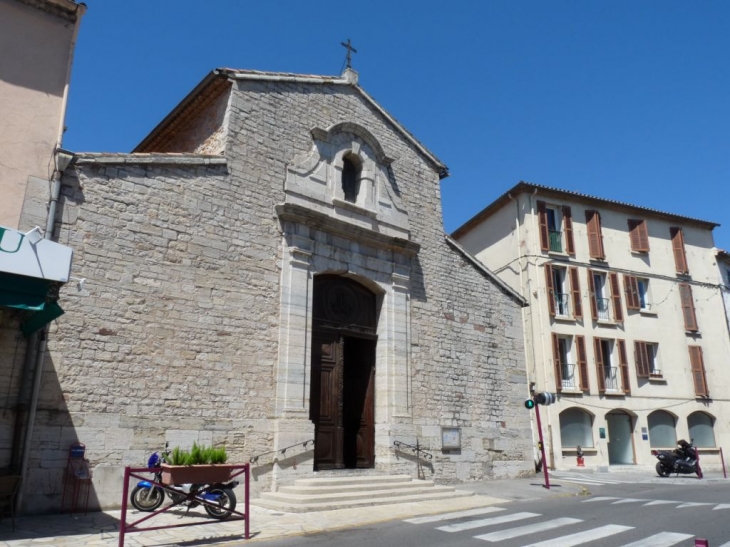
[{"xmin": 15, "ymin": 2, "xmax": 85, "ymax": 513}]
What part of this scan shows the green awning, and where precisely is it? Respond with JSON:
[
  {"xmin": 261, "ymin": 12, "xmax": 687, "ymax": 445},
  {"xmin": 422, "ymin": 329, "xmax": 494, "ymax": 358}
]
[{"xmin": 0, "ymin": 271, "xmax": 65, "ymax": 335}]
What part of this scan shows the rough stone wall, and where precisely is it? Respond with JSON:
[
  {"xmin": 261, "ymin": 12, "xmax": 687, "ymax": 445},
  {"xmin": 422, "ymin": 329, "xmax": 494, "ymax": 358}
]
[
  {"xmin": 20, "ymin": 77, "xmax": 531, "ymax": 512},
  {"xmin": 0, "ymin": 309, "xmax": 27, "ymax": 467}
]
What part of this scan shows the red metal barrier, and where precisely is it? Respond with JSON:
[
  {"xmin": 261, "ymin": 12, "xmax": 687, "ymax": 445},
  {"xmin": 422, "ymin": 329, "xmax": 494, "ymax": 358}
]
[{"xmin": 118, "ymin": 463, "xmax": 250, "ymax": 547}]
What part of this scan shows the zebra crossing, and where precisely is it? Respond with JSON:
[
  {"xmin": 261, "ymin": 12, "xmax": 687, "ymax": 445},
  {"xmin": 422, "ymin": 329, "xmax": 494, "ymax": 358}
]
[
  {"xmin": 548, "ymin": 471, "xmax": 637, "ymax": 486},
  {"xmin": 583, "ymin": 496, "xmax": 730, "ymax": 510},
  {"xmin": 403, "ymin": 504, "xmax": 717, "ymax": 546}
]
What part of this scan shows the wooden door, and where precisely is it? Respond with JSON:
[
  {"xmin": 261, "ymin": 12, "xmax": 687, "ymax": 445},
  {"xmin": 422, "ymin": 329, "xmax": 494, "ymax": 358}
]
[
  {"xmin": 343, "ymin": 337, "xmax": 375, "ymax": 468},
  {"xmin": 310, "ymin": 334, "xmax": 344, "ymax": 470}
]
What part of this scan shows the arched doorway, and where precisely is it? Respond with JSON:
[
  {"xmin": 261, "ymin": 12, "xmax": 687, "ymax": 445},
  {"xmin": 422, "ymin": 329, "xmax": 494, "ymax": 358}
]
[
  {"xmin": 309, "ymin": 275, "xmax": 377, "ymax": 470},
  {"xmin": 606, "ymin": 410, "xmax": 635, "ymax": 465}
]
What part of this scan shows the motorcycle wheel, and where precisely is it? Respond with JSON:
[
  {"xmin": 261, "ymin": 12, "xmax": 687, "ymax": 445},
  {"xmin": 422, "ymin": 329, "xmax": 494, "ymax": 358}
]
[
  {"xmin": 130, "ymin": 485, "xmax": 164, "ymax": 511},
  {"xmin": 203, "ymin": 487, "xmax": 237, "ymax": 520},
  {"xmin": 655, "ymin": 462, "xmax": 670, "ymax": 477}
]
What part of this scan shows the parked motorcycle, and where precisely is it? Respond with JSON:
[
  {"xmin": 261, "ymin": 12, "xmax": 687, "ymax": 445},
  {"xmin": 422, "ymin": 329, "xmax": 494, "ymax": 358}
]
[
  {"xmin": 130, "ymin": 445, "xmax": 238, "ymax": 519},
  {"xmin": 654, "ymin": 440, "xmax": 703, "ymax": 478}
]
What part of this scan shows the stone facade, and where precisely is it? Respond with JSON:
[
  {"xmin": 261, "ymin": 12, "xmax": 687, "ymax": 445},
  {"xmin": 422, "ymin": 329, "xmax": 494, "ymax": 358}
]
[{"xmin": 11, "ymin": 69, "xmax": 533, "ymax": 512}]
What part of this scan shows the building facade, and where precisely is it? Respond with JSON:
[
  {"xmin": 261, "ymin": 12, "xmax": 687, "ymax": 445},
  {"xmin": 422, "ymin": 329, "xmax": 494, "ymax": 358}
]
[
  {"xmin": 0, "ymin": 0, "xmax": 84, "ymax": 513},
  {"xmin": 454, "ymin": 182, "xmax": 729, "ymax": 472},
  {"xmin": 9, "ymin": 68, "xmax": 534, "ymax": 513}
]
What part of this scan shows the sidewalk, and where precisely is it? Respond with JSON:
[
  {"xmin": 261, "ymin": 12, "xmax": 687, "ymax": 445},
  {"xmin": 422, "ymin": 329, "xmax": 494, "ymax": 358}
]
[{"xmin": 0, "ymin": 477, "xmax": 584, "ymax": 547}]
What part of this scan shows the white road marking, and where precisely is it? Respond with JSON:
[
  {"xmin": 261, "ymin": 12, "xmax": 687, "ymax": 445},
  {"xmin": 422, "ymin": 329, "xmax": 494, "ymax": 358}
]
[
  {"xmin": 473, "ymin": 517, "xmax": 581, "ymax": 541},
  {"xmin": 643, "ymin": 500, "xmax": 679, "ymax": 506},
  {"xmin": 583, "ymin": 496, "xmax": 620, "ymax": 502},
  {"xmin": 675, "ymin": 502, "xmax": 712, "ymax": 508},
  {"xmin": 612, "ymin": 498, "xmax": 649, "ymax": 504},
  {"xmin": 713, "ymin": 504, "xmax": 730, "ymax": 510},
  {"xmin": 436, "ymin": 511, "xmax": 539, "ymax": 532},
  {"xmin": 619, "ymin": 532, "xmax": 694, "ymax": 547},
  {"xmin": 403, "ymin": 506, "xmax": 504, "ymax": 524},
  {"xmin": 520, "ymin": 524, "xmax": 633, "ymax": 547},
  {"xmin": 716, "ymin": 542, "xmax": 730, "ymax": 547}
]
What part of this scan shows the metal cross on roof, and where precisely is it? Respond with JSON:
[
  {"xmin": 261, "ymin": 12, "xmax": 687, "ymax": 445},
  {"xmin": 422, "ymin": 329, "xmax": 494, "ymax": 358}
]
[{"xmin": 341, "ymin": 39, "xmax": 357, "ymax": 69}]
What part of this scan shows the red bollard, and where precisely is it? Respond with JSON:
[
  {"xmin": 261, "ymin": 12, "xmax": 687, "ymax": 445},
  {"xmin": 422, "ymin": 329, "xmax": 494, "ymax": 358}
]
[
  {"xmin": 577, "ymin": 455, "xmax": 585, "ymax": 467},
  {"xmin": 695, "ymin": 539, "xmax": 709, "ymax": 547}
]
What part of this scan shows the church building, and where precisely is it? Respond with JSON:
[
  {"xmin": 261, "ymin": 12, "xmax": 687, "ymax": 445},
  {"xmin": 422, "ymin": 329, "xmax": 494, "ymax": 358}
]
[{"xmin": 15, "ymin": 67, "xmax": 533, "ymax": 511}]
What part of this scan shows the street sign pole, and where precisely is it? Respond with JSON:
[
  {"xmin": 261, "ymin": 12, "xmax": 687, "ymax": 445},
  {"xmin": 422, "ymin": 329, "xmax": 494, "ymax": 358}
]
[{"xmin": 534, "ymin": 401, "xmax": 550, "ymax": 489}]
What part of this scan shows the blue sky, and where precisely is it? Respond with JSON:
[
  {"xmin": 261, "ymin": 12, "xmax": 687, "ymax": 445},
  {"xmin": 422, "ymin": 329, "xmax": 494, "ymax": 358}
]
[{"xmin": 64, "ymin": 1, "xmax": 728, "ymax": 251}]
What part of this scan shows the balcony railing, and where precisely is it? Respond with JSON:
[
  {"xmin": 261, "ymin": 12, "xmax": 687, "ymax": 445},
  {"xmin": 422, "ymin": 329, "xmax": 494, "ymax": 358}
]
[
  {"xmin": 604, "ymin": 366, "xmax": 620, "ymax": 391},
  {"xmin": 561, "ymin": 363, "xmax": 577, "ymax": 389},
  {"xmin": 549, "ymin": 230, "xmax": 562, "ymax": 252},
  {"xmin": 554, "ymin": 293, "xmax": 570, "ymax": 317},
  {"xmin": 596, "ymin": 297, "xmax": 611, "ymax": 321}
]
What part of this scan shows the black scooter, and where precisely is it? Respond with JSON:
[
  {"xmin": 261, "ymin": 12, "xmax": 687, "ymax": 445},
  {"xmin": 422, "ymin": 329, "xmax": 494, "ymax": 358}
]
[{"xmin": 654, "ymin": 444, "xmax": 703, "ymax": 478}]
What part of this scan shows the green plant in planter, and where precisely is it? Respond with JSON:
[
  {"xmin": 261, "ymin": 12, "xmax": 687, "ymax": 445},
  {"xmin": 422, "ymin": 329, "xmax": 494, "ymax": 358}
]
[{"xmin": 167, "ymin": 443, "xmax": 228, "ymax": 465}]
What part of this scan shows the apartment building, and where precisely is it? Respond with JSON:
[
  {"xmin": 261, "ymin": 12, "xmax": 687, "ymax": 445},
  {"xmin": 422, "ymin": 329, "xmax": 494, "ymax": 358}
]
[{"xmin": 453, "ymin": 181, "xmax": 729, "ymax": 471}]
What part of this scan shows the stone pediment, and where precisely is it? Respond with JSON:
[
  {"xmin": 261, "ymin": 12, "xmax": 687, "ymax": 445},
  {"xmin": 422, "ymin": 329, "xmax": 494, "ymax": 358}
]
[{"xmin": 283, "ymin": 123, "xmax": 410, "ymax": 240}]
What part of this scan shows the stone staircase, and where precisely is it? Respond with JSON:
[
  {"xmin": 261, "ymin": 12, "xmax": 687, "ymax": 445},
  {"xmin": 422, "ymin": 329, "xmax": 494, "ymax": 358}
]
[{"xmin": 251, "ymin": 474, "xmax": 474, "ymax": 513}]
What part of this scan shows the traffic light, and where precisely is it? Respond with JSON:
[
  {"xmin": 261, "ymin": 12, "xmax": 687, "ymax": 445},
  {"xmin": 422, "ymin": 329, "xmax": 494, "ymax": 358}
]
[
  {"xmin": 534, "ymin": 392, "xmax": 557, "ymax": 406},
  {"xmin": 524, "ymin": 399, "xmax": 535, "ymax": 410}
]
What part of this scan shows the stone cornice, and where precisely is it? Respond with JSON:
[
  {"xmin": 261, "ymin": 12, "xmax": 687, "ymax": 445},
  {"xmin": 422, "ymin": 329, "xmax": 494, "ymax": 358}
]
[
  {"xmin": 276, "ymin": 203, "xmax": 420, "ymax": 257},
  {"xmin": 72, "ymin": 153, "xmax": 227, "ymax": 167}
]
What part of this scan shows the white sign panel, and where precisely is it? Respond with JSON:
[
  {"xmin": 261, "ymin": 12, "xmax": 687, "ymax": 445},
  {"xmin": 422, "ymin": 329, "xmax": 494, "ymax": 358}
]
[{"xmin": 0, "ymin": 226, "xmax": 73, "ymax": 282}]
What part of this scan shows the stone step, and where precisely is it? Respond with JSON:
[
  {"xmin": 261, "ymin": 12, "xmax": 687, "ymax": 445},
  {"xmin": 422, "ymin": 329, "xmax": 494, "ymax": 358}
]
[
  {"xmin": 293, "ymin": 474, "xmax": 414, "ymax": 487},
  {"xmin": 280, "ymin": 479, "xmax": 434, "ymax": 495},
  {"xmin": 261, "ymin": 483, "xmax": 453, "ymax": 504},
  {"xmin": 252, "ymin": 488, "xmax": 474, "ymax": 513}
]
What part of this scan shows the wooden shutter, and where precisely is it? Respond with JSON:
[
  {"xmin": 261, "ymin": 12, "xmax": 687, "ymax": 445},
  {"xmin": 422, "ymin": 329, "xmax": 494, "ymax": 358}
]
[
  {"xmin": 670, "ymin": 227, "xmax": 689, "ymax": 274},
  {"xmin": 617, "ymin": 339, "xmax": 630, "ymax": 394},
  {"xmin": 679, "ymin": 283, "xmax": 698, "ymax": 331},
  {"xmin": 609, "ymin": 273, "xmax": 623, "ymax": 323},
  {"xmin": 594, "ymin": 338, "xmax": 606, "ymax": 393},
  {"xmin": 552, "ymin": 333, "xmax": 563, "ymax": 393},
  {"xmin": 545, "ymin": 264, "xmax": 555, "ymax": 317},
  {"xmin": 634, "ymin": 341, "xmax": 650, "ymax": 378},
  {"xmin": 569, "ymin": 267, "xmax": 582, "ymax": 319},
  {"xmin": 628, "ymin": 219, "xmax": 650, "ymax": 252},
  {"xmin": 587, "ymin": 269, "xmax": 598, "ymax": 320},
  {"xmin": 576, "ymin": 335, "xmax": 589, "ymax": 392},
  {"xmin": 563, "ymin": 206, "xmax": 575, "ymax": 255},
  {"xmin": 538, "ymin": 201, "xmax": 549, "ymax": 252},
  {"xmin": 624, "ymin": 275, "xmax": 640, "ymax": 310},
  {"xmin": 689, "ymin": 346, "xmax": 709, "ymax": 397},
  {"xmin": 586, "ymin": 210, "xmax": 605, "ymax": 259}
]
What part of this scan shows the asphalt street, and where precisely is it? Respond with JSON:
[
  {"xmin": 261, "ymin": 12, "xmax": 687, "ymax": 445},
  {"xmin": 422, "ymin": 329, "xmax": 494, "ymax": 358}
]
[{"xmin": 249, "ymin": 478, "xmax": 730, "ymax": 547}]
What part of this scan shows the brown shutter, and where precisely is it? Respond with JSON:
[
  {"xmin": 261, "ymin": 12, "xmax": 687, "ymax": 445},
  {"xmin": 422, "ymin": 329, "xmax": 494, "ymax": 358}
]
[
  {"xmin": 576, "ymin": 335, "xmax": 589, "ymax": 392},
  {"xmin": 634, "ymin": 341, "xmax": 650, "ymax": 378},
  {"xmin": 569, "ymin": 267, "xmax": 582, "ymax": 319},
  {"xmin": 563, "ymin": 206, "xmax": 575, "ymax": 255},
  {"xmin": 618, "ymin": 339, "xmax": 630, "ymax": 394},
  {"xmin": 689, "ymin": 346, "xmax": 709, "ymax": 397},
  {"xmin": 624, "ymin": 275, "xmax": 640, "ymax": 310},
  {"xmin": 538, "ymin": 201, "xmax": 549, "ymax": 252},
  {"xmin": 609, "ymin": 272, "xmax": 623, "ymax": 323},
  {"xmin": 628, "ymin": 220, "xmax": 650, "ymax": 252},
  {"xmin": 545, "ymin": 264, "xmax": 555, "ymax": 317},
  {"xmin": 679, "ymin": 283, "xmax": 698, "ymax": 331},
  {"xmin": 594, "ymin": 338, "xmax": 606, "ymax": 393},
  {"xmin": 586, "ymin": 210, "xmax": 605, "ymax": 259},
  {"xmin": 552, "ymin": 333, "xmax": 563, "ymax": 393},
  {"xmin": 670, "ymin": 227, "xmax": 689, "ymax": 274},
  {"xmin": 587, "ymin": 269, "xmax": 598, "ymax": 320}
]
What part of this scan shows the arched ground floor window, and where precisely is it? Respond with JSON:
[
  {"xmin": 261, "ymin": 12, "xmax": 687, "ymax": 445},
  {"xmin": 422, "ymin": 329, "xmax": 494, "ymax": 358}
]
[
  {"xmin": 688, "ymin": 411, "xmax": 715, "ymax": 448},
  {"xmin": 560, "ymin": 407, "xmax": 594, "ymax": 448},
  {"xmin": 648, "ymin": 410, "xmax": 676, "ymax": 448}
]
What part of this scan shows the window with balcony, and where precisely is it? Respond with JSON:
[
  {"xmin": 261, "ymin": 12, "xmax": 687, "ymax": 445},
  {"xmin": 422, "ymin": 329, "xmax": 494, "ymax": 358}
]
[
  {"xmin": 538, "ymin": 201, "xmax": 575, "ymax": 255},
  {"xmin": 552, "ymin": 333, "xmax": 588, "ymax": 392},
  {"xmin": 588, "ymin": 270, "xmax": 623, "ymax": 323},
  {"xmin": 560, "ymin": 408, "xmax": 594, "ymax": 448},
  {"xmin": 648, "ymin": 410, "xmax": 677, "ymax": 448},
  {"xmin": 688, "ymin": 412, "xmax": 715, "ymax": 448},
  {"xmin": 545, "ymin": 264, "xmax": 582, "ymax": 320},
  {"xmin": 594, "ymin": 337, "xmax": 630, "ymax": 394},
  {"xmin": 635, "ymin": 341, "xmax": 661, "ymax": 378}
]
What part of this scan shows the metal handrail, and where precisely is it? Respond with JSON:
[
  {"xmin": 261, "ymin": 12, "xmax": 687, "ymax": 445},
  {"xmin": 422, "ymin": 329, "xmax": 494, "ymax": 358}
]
[
  {"xmin": 393, "ymin": 439, "xmax": 433, "ymax": 460},
  {"xmin": 554, "ymin": 293, "xmax": 570, "ymax": 316},
  {"xmin": 249, "ymin": 439, "xmax": 314, "ymax": 464},
  {"xmin": 604, "ymin": 366, "xmax": 620, "ymax": 391},
  {"xmin": 596, "ymin": 297, "xmax": 611, "ymax": 321},
  {"xmin": 561, "ymin": 363, "xmax": 577, "ymax": 389}
]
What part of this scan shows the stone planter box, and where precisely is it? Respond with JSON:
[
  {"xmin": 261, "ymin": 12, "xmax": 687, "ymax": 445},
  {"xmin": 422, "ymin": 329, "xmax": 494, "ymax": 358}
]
[{"xmin": 160, "ymin": 464, "xmax": 233, "ymax": 485}]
